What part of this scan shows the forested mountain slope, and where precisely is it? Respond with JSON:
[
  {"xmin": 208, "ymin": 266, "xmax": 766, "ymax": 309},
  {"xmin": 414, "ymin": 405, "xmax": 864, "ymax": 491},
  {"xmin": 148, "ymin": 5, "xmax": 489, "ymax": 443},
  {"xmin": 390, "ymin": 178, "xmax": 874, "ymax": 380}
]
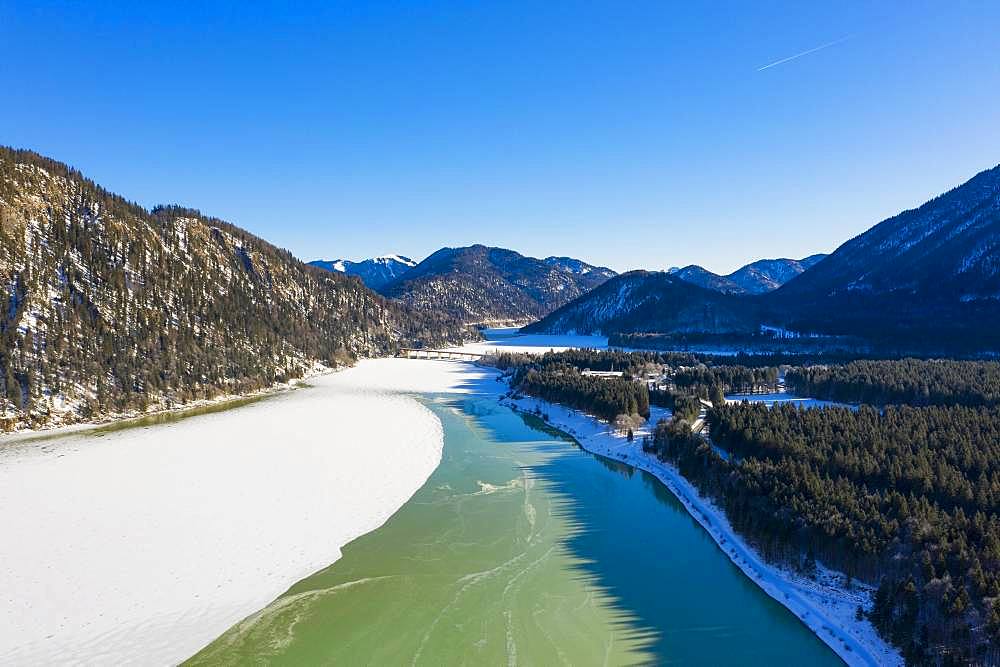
[
  {"xmin": 0, "ymin": 148, "xmax": 466, "ymax": 430},
  {"xmin": 530, "ymin": 165, "xmax": 1000, "ymax": 352},
  {"xmin": 380, "ymin": 244, "xmax": 615, "ymax": 324},
  {"xmin": 780, "ymin": 165, "xmax": 1000, "ymax": 301},
  {"xmin": 767, "ymin": 164, "xmax": 1000, "ymax": 346}
]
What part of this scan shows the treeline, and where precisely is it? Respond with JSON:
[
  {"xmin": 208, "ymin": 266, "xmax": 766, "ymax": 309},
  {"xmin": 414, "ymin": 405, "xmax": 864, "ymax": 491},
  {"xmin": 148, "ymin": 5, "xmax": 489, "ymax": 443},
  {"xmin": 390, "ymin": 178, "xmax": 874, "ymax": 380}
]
[
  {"xmin": 495, "ymin": 350, "xmax": 779, "ymax": 393},
  {"xmin": 513, "ymin": 366, "xmax": 650, "ymax": 423},
  {"xmin": 495, "ymin": 348, "xmax": 700, "ymax": 375},
  {"xmin": 671, "ymin": 402, "xmax": 1000, "ymax": 664},
  {"xmin": 496, "ymin": 348, "xmax": 778, "ymax": 420},
  {"xmin": 786, "ymin": 359, "xmax": 1000, "ymax": 408}
]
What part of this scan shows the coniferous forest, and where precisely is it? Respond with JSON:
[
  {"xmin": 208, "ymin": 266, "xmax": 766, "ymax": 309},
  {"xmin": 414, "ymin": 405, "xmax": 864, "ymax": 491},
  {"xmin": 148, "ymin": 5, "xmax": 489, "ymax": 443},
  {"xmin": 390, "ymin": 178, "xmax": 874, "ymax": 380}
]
[
  {"xmin": 512, "ymin": 365, "xmax": 650, "ymax": 423},
  {"xmin": 697, "ymin": 402, "xmax": 1000, "ymax": 664},
  {"xmin": 786, "ymin": 359, "xmax": 1000, "ymax": 407}
]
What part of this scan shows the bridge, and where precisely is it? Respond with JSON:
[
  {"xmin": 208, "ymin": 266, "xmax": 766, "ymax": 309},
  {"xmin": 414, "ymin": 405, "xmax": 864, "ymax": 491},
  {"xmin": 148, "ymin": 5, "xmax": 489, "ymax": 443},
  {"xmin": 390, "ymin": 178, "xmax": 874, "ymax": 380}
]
[{"xmin": 398, "ymin": 348, "xmax": 485, "ymax": 361}]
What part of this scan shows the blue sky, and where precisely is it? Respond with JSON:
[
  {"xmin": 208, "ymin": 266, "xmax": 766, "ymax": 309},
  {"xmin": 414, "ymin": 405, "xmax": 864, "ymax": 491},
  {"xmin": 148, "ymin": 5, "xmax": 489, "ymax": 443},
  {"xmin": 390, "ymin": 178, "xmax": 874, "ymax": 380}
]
[{"xmin": 3, "ymin": 1, "xmax": 999, "ymax": 273}]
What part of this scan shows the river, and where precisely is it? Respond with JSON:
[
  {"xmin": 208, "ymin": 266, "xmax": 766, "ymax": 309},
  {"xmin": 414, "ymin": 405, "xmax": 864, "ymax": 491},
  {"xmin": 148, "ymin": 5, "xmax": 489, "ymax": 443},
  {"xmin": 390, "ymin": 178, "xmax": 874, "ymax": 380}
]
[{"xmin": 189, "ymin": 393, "xmax": 842, "ymax": 665}]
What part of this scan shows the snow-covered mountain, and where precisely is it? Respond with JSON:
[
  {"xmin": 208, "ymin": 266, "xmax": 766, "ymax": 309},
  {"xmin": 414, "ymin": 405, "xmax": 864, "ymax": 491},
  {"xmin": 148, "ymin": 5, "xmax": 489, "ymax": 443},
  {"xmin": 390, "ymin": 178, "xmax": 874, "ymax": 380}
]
[
  {"xmin": 381, "ymin": 245, "xmax": 616, "ymax": 324},
  {"xmin": 309, "ymin": 254, "xmax": 417, "ymax": 290},
  {"xmin": 672, "ymin": 255, "xmax": 826, "ymax": 295}
]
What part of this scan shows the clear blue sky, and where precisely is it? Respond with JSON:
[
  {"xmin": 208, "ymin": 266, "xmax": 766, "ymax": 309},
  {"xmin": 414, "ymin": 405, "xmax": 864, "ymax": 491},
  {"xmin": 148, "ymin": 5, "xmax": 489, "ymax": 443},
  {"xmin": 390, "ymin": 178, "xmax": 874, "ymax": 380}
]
[{"xmin": 3, "ymin": 1, "xmax": 999, "ymax": 273}]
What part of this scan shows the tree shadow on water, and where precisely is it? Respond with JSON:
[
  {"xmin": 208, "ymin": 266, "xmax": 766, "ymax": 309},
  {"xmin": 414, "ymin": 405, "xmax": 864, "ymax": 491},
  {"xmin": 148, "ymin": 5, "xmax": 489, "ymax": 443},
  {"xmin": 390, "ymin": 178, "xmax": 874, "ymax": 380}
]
[{"xmin": 510, "ymin": 409, "xmax": 684, "ymax": 665}]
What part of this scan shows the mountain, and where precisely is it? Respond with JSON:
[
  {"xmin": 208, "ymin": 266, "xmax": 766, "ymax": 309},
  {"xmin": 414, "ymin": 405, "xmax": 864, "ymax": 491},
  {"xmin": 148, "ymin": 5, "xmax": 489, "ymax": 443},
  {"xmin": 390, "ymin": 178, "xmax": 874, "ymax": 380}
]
[
  {"xmin": 0, "ymin": 148, "xmax": 466, "ymax": 431},
  {"xmin": 530, "ymin": 164, "xmax": 1000, "ymax": 351},
  {"xmin": 380, "ymin": 245, "xmax": 616, "ymax": 324},
  {"xmin": 672, "ymin": 255, "xmax": 826, "ymax": 295},
  {"xmin": 777, "ymin": 166, "xmax": 1000, "ymax": 301},
  {"xmin": 309, "ymin": 254, "xmax": 417, "ymax": 290},
  {"xmin": 769, "ymin": 164, "xmax": 1000, "ymax": 346},
  {"xmin": 522, "ymin": 271, "xmax": 758, "ymax": 336}
]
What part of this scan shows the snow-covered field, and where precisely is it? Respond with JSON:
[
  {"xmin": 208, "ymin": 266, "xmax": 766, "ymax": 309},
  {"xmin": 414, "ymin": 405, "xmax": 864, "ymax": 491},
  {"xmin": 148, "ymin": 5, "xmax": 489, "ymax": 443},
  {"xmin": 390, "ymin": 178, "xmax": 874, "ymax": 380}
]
[
  {"xmin": 0, "ymin": 359, "xmax": 495, "ymax": 666},
  {"xmin": 443, "ymin": 327, "xmax": 609, "ymax": 355}
]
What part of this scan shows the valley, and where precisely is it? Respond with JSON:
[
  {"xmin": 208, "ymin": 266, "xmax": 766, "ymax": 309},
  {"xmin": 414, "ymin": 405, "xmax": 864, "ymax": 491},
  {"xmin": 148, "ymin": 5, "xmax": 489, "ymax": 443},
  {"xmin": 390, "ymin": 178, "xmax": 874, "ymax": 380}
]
[
  {"xmin": 2, "ymin": 148, "xmax": 999, "ymax": 665},
  {"xmin": 4, "ymin": 4, "xmax": 998, "ymax": 665}
]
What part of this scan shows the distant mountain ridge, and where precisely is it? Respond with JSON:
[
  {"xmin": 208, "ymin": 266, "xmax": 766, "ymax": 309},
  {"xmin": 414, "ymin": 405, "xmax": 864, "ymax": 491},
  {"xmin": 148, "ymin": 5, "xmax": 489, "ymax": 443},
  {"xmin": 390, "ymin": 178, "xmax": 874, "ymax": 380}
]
[
  {"xmin": 309, "ymin": 254, "xmax": 417, "ymax": 289},
  {"xmin": 380, "ymin": 245, "xmax": 616, "ymax": 324},
  {"xmin": 671, "ymin": 254, "xmax": 826, "ymax": 294}
]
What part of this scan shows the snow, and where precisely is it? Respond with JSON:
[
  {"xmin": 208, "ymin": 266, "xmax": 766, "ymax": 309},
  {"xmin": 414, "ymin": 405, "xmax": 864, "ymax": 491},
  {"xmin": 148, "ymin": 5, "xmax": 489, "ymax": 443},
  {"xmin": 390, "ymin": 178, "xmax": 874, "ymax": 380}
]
[
  {"xmin": 374, "ymin": 254, "xmax": 416, "ymax": 267},
  {"xmin": 0, "ymin": 359, "xmax": 495, "ymax": 666}
]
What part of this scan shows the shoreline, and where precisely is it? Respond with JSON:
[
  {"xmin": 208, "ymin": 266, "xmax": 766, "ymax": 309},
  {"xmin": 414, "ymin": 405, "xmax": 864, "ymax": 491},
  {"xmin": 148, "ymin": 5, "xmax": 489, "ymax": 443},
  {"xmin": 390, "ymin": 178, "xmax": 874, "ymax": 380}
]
[
  {"xmin": 0, "ymin": 362, "xmax": 338, "ymax": 444},
  {"xmin": 0, "ymin": 359, "xmax": 485, "ymax": 665},
  {"xmin": 498, "ymin": 387, "xmax": 902, "ymax": 666}
]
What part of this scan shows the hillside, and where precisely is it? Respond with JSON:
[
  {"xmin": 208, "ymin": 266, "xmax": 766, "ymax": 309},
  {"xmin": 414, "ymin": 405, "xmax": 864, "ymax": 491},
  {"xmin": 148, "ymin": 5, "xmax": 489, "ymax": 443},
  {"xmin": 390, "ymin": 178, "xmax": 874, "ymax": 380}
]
[
  {"xmin": 530, "ymin": 165, "xmax": 1000, "ymax": 352},
  {"xmin": 522, "ymin": 271, "xmax": 758, "ymax": 336},
  {"xmin": 309, "ymin": 254, "xmax": 416, "ymax": 290},
  {"xmin": 672, "ymin": 254, "xmax": 826, "ymax": 295},
  {"xmin": 0, "ymin": 148, "xmax": 467, "ymax": 431},
  {"xmin": 779, "ymin": 166, "xmax": 1000, "ymax": 300},
  {"xmin": 768, "ymin": 163, "xmax": 1000, "ymax": 347},
  {"xmin": 380, "ymin": 245, "xmax": 615, "ymax": 324}
]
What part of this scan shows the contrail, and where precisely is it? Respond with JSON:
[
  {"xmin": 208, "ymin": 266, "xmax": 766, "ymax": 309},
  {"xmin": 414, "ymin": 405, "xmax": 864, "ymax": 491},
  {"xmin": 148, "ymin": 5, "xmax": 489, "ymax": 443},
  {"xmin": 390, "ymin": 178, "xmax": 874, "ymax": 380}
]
[{"xmin": 756, "ymin": 35, "xmax": 850, "ymax": 71}]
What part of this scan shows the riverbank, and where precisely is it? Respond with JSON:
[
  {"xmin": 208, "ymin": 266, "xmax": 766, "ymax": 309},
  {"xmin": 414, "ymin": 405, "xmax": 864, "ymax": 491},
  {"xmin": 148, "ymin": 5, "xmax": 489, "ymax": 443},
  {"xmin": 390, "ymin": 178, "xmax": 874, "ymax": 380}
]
[
  {"xmin": 500, "ymin": 390, "xmax": 903, "ymax": 666},
  {"xmin": 0, "ymin": 359, "xmax": 495, "ymax": 665},
  {"xmin": 0, "ymin": 361, "xmax": 333, "ymax": 439}
]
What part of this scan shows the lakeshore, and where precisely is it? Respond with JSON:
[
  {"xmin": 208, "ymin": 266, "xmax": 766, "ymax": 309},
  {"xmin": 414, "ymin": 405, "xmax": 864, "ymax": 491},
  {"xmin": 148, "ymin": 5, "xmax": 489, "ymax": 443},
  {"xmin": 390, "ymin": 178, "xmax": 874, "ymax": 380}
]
[{"xmin": 0, "ymin": 360, "xmax": 489, "ymax": 664}]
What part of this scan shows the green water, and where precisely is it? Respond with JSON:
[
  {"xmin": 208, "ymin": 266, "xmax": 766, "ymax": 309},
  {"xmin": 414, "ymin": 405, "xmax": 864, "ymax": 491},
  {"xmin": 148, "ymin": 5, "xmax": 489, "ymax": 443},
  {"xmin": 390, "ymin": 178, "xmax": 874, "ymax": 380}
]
[{"xmin": 189, "ymin": 395, "xmax": 841, "ymax": 665}]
